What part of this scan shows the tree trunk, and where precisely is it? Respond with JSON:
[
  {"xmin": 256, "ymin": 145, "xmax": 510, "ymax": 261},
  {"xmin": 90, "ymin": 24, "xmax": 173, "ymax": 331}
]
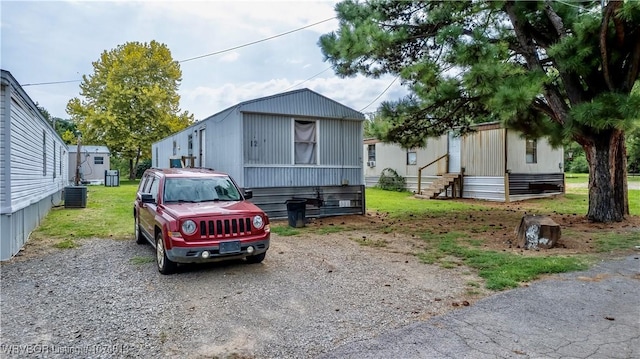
[
  {"xmin": 128, "ymin": 158, "xmax": 135, "ymax": 181},
  {"xmin": 584, "ymin": 130, "xmax": 629, "ymax": 222}
]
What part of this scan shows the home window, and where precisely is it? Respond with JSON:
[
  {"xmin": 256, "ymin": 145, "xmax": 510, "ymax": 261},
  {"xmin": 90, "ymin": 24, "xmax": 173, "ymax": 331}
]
[
  {"xmin": 94, "ymin": 156, "xmax": 104, "ymax": 165},
  {"xmin": 367, "ymin": 144, "xmax": 376, "ymax": 161},
  {"xmin": 42, "ymin": 131, "xmax": 47, "ymax": 176},
  {"xmin": 172, "ymin": 140, "xmax": 177, "ymax": 156},
  {"xmin": 526, "ymin": 139, "xmax": 537, "ymax": 164},
  {"xmin": 60, "ymin": 147, "xmax": 64, "ymax": 176},
  {"xmin": 294, "ymin": 120, "xmax": 317, "ymax": 164},
  {"xmin": 53, "ymin": 143, "xmax": 57, "ymax": 178},
  {"xmin": 407, "ymin": 151, "xmax": 417, "ymax": 165},
  {"xmin": 188, "ymin": 135, "xmax": 193, "ymax": 156}
]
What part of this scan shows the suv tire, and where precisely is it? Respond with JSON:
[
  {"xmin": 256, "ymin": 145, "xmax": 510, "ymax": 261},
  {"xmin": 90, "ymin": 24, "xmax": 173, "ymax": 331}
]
[
  {"xmin": 156, "ymin": 233, "xmax": 177, "ymax": 275},
  {"xmin": 134, "ymin": 215, "xmax": 146, "ymax": 245}
]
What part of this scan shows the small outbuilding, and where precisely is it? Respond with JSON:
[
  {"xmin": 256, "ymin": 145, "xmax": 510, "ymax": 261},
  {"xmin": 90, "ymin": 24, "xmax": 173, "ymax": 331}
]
[
  {"xmin": 1, "ymin": 69, "xmax": 69, "ymax": 260},
  {"xmin": 152, "ymin": 88, "xmax": 366, "ymax": 218},
  {"xmin": 364, "ymin": 122, "xmax": 565, "ymax": 202},
  {"xmin": 68, "ymin": 145, "xmax": 111, "ymax": 185}
]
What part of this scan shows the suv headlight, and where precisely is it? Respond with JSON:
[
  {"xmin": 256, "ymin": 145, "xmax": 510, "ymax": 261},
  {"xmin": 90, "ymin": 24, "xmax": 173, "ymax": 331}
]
[
  {"xmin": 182, "ymin": 220, "xmax": 197, "ymax": 235},
  {"xmin": 252, "ymin": 215, "xmax": 264, "ymax": 229}
]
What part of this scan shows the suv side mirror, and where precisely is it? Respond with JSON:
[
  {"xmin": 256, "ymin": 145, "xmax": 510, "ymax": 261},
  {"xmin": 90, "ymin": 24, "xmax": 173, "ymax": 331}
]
[
  {"xmin": 141, "ymin": 193, "xmax": 155, "ymax": 204},
  {"xmin": 243, "ymin": 189, "xmax": 253, "ymax": 199}
]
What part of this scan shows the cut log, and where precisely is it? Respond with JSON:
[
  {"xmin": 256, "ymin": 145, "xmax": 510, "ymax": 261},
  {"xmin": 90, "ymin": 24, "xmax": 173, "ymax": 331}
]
[{"xmin": 515, "ymin": 215, "xmax": 561, "ymax": 250}]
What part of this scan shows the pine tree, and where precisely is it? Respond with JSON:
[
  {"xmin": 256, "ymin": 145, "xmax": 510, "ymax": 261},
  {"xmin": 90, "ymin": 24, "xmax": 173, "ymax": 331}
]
[{"xmin": 320, "ymin": 0, "xmax": 640, "ymax": 222}]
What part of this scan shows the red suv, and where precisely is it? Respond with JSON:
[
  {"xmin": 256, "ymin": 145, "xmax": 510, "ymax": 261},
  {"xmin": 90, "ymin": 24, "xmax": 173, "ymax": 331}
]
[{"xmin": 133, "ymin": 168, "xmax": 270, "ymax": 274}]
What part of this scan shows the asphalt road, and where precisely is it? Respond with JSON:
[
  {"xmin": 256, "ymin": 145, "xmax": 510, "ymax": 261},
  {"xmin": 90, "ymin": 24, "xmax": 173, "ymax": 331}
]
[{"xmin": 320, "ymin": 254, "xmax": 640, "ymax": 359}]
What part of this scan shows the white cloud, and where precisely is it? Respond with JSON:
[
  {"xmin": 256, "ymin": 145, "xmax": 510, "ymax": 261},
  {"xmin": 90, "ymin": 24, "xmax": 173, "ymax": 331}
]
[{"xmin": 2, "ymin": 0, "xmax": 407, "ymax": 123}]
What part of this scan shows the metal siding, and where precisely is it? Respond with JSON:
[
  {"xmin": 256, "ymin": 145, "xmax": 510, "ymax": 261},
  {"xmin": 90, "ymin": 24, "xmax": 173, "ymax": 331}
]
[
  {"xmin": 507, "ymin": 131, "xmax": 564, "ymax": 173},
  {"xmin": 462, "ymin": 176, "xmax": 506, "ymax": 201},
  {"xmin": 244, "ymin": 167, "xmax": 361, "ymax": 188},
  {"xmin": 320, "ymin": 118, "xmax": 362, "ymax": 166},
  {"xmin": 249, "ymin": 185, "xmax": 365, "ymax": 219},
  {"xmin": 7, "ymin": 79, "xmax": 68, "ymax": 213},
  {"xmin": 509, "ymin": 173, "xmax": 564, "ymax": 195},
  {"xmin": 243, "ymin": 114, "xmax": 291, "ymax": 165},
  {"xmin": 462, "ymin": 128, "xmax": 505, "ymax": 177},
  {"xmin": 1, "ymin": 81, "xmax": 8, "ymax": 212},
  {"xmin": 208, "ymin": 110, "xmax": 244, "ymax": 184},
  {"xmin": 239, "ymin": 89, "xmax": 365, "ymax": 120}
]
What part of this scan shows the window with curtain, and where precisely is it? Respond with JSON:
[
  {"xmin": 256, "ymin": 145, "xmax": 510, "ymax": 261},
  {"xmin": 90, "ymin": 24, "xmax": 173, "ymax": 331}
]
[
  {"xmin": 526, "ymin": 139, "xmax": 537, "ymax": 164},
  {"xmin": 294, "ymin": 120, "xmax": 317, "ymax": 164}
]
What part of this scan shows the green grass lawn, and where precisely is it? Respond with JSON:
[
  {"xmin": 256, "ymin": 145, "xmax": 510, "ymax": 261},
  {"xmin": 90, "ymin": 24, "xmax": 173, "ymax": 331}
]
[{"xmin": 30, "ymin": 180, "xmax": 139, "ymax": 242}]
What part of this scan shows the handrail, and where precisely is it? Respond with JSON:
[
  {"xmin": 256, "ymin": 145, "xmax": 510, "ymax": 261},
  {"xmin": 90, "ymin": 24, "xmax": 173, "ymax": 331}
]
[{"xmin": 418, "ymin": 154, "xmax": 449, "ymax": 194}]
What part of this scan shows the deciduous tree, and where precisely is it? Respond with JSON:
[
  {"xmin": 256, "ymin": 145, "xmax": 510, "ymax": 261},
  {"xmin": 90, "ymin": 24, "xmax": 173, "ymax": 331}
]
[
  {"xmin": 320, "ymin": 0, "xmax": 640, "ymax": 222},
  {"xmin": 67, "ymin": 40, "xmax": 193, "ymax": 179}
]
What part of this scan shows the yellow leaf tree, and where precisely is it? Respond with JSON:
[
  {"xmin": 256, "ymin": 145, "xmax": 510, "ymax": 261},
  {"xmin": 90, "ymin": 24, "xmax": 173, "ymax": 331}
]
[{"xmin": 67, "ymin": 40, "xmax": 193, "ymax": 179}]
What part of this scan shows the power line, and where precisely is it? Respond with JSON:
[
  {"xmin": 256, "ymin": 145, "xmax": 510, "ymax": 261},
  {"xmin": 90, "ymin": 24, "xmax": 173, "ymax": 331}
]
[
  {"xmin": 283, "ymin": 66, "xmax": 333, "ymax": 91},
  {"xmin": 178, "ymin": 17, "xmax": 336, "ymax": 63},
  {"xmin": 19, "ymin": 17, "xmax": 337, "ymax": 86},
  {"xmin": 359, "ymin": 76, "xmax": 399, "ymax": 112},
  {"xmin": 22, "ymin": 79, "xmax": 81, "ymax": 87}
]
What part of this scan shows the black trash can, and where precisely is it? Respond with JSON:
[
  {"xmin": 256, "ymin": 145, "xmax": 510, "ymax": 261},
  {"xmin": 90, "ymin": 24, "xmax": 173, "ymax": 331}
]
[{"xmin": 285, "ymin": 199, "xmax": 307, "ymax": 228}]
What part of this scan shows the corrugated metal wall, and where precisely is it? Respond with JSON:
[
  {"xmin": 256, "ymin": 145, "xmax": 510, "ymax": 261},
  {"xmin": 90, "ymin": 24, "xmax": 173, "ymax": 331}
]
[
  {"xmin": 249, "ymin": 185, "xmax": 365, "ymax": 219},
  {"xmin": 462, "ymin": 176, "xmax": 506, "ymax": 201},
  {"xmin": 244, "ymin": 167, "xmax": 361, "ymax": 188},
  {"xmin": 320, "ymin": 118, "xmax": 362, "ymax": 166},
  {"xmin": 462, "ymin": 128, "xmax": 505, "ymax": 177},
  {"xmin": 238, "ymin": 89, "xmax": 364, "ymax": 120},
  {"xmin": 243, "ymin": 114, "xmax": 291, "ymax": 165},
  {"xmin": 506, "ymin": 131, "xmax": 564, "ymax": 173},
  {"xmin": 509, "ymin": 173, "xmax": 564, "ymax": 195}
]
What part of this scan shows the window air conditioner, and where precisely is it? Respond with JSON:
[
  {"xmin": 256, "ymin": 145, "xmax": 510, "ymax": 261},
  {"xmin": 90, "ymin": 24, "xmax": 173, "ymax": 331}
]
[{"xmin": 367, "ymin": 160, "xmax": 376, "ymax": 167}]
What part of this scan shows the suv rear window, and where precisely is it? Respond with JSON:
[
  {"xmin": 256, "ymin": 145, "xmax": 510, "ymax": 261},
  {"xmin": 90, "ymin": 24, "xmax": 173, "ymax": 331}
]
[{"xmin": 163, "ymin": 177, "xmax": 241, "ymax": 203}]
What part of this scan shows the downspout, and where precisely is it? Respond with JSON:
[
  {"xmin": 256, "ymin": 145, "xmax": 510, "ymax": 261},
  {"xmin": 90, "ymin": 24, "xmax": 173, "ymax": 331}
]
[
  {"xmin": 504, "ymin": 128, "xmax": 510, "ymax": 203},
  {"xmin": 1, "ymin": 77, "xmax": 12, "ymax": 214}
]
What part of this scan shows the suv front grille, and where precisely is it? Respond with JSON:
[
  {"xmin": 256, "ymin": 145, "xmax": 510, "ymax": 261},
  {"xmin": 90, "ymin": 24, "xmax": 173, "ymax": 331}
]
[{"xmin": 199, "ymin": 218, "xmax": 252, "ymax": 238}]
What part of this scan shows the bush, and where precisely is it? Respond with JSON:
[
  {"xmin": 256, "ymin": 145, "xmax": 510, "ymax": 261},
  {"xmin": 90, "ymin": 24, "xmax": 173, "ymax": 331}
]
[
  {"xmin": 566, "ymin": 154, "xmax": 589, "ymax": 173},
  {"xmin": 135, "ymin": 159, "xmax": 152, "ymax": 178},
  {"xmin": 377, "ymin": 168, "xmax": 406, "ymax": 191}
]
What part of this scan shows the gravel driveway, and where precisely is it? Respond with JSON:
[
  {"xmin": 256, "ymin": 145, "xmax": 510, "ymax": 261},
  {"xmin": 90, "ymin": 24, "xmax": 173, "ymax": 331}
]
[{"xmin": 0, "ymin": 232, "xmax": 482, "ymax": 358}]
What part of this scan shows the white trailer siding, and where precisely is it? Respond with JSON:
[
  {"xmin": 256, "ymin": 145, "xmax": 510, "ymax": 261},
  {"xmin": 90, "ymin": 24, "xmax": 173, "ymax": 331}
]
[{"xmin": 1, "ymin": 69, "xmax": 68, "ymax": 260}]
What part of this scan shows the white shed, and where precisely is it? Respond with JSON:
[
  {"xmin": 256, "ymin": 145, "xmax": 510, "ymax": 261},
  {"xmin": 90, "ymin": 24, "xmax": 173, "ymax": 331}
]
[
  {"xmin": 1, "ymin": 69, "xmax": 69, "ymax": 260},
  {"xmin": 364, "ymin": 122, "xmax": 565, "ymax": 202},
  {"xmin": 68, "ymin": 145, "xmax": 111, "ymax": 185}
]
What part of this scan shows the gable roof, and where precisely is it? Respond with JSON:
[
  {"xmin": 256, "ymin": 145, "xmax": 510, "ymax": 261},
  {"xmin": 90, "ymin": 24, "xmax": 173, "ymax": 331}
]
[{"xmin": 202, "ymin": 88, "xmax": 365, "ymax": 123}]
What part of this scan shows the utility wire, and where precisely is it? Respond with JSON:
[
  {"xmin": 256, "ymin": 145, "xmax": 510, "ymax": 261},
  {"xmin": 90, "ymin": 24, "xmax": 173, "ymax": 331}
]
[
  {"xmin": 178, "ymin": 17, "xmax": 336, "ymax": 63},
  {"xmin": 359, "ymin": 76, "xmax": 399, "ymax": 112},
  {"xmin": 22, "ymin": 79, "xmax": 81, "ymax": 87},
  {"xmin": 283, "ymin": 66, "xmax": 333, "ymax": 91}
]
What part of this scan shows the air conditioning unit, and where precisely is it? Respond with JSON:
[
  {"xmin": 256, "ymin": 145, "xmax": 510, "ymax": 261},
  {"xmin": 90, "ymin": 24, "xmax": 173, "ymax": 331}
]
[{"xmin": 367, "ymin": 160, "xmax": 376, "ymax": 167}]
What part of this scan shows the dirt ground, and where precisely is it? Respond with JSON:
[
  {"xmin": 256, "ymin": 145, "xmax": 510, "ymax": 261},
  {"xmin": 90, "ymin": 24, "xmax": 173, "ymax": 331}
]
[{"xmin": 291, "ymin": 196, "xmax": 640, "ymax": 260}]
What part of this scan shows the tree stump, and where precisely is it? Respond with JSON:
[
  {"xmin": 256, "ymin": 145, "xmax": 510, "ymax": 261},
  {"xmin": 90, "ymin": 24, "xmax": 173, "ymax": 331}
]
[{"xmin": 515, "ymin": 215, "xmax": 561, "ymax": 250}]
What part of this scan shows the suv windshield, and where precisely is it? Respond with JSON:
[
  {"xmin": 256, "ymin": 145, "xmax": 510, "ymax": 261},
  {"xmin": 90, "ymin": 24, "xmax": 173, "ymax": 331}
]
[{"xmin": 163, "ymin": 177, "xmax": 242, "ymax": 203}]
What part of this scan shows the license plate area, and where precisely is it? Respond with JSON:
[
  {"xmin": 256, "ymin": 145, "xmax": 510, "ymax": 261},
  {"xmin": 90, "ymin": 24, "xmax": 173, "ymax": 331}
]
[{"xmin": 219, "ymin": 241, "xmax": 241, "ymax": 254}]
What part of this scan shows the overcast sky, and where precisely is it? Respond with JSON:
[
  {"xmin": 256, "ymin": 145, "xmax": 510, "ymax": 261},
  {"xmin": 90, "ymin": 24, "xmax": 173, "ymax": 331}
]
[{"xmin": 1, "ymin": 0, "xmax": 407, "ymax": 121}]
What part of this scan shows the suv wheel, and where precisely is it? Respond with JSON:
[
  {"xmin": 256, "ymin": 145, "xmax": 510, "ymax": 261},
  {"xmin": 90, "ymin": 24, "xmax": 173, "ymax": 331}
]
[
  {"xmin": 156, "ymin": 233, "xmax": 177, "ymax": 275},
  {"xmin": 134, "ymin": 215, "xmax": 146, "ymax": 245},
  {"xmin": 246, "ymin": 252, "xmax": 266, "ymax": 264}
]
